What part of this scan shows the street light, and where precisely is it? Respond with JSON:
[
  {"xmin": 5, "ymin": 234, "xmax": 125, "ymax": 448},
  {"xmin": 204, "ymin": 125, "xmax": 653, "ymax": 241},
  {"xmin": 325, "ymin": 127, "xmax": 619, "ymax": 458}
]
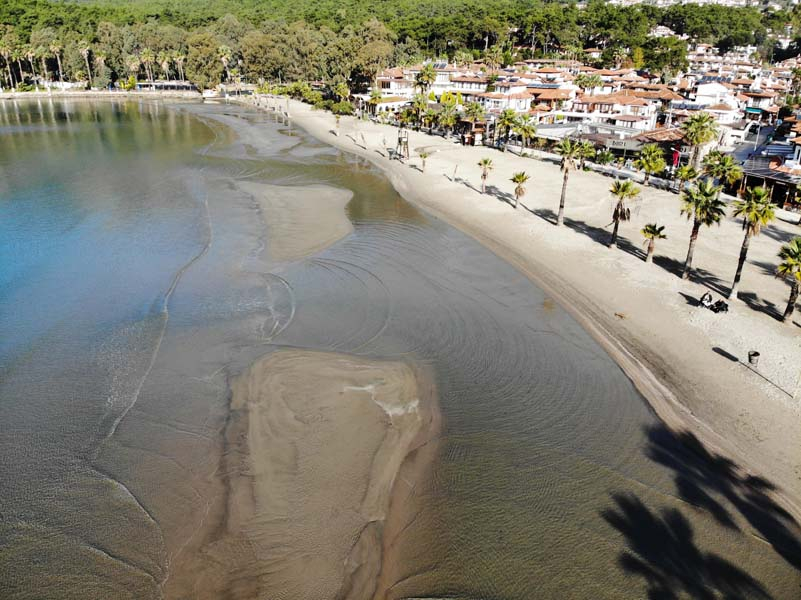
[{"xmin": 753, "ymin": 120, "xmax": 763, "ymax": 151}]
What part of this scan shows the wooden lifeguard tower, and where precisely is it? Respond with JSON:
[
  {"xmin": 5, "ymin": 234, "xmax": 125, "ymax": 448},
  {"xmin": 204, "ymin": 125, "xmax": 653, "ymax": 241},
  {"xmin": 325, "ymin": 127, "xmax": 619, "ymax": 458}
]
[{"xmin": 395, "ymin": 128, "xmax": 410, "ymax": 160}]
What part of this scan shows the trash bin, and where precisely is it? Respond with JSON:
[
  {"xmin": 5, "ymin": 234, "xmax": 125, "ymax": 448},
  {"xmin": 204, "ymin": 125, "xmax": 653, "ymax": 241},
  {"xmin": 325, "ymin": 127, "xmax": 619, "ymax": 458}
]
[{"xmin": 748, "ymin": 351, "xmax": 760, "ymax": 367}]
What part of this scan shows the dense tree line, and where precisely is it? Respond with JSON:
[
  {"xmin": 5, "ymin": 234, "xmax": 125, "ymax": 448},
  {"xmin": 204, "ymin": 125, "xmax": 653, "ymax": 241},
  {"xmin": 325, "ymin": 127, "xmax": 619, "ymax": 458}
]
[{"xmin": 0, "ymin": 0, "xmax": 799, "ymax": 91}]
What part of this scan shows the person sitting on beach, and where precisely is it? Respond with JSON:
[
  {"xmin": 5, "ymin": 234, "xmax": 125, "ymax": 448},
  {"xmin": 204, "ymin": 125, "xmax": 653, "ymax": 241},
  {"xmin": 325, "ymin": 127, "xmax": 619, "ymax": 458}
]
[{"xmin": 700, "ymin": 292, "xmax": 713, "ymax": 308}]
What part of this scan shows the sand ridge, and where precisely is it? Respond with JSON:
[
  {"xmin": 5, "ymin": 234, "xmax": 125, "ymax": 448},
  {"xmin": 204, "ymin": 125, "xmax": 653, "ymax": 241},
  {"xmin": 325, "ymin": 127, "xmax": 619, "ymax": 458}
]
[
  {"xmin": 237, "ymin": 180, "xmax": 354, "ymax": 263},
  {"xmin": 220, "ymin": 349, "xmax": 439, "ymax": 600}
]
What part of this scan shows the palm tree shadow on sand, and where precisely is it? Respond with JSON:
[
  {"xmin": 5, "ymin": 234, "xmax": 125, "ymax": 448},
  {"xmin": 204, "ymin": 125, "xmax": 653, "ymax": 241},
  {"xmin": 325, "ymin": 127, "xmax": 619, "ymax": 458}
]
[
  {"xmin": 603, "ymin": 493, "xmax": 773, "ymax": 599},
  {"xmin": 531, "ymin": 207, "xmax": 646, "ymax": 260},
  {"xmin": 483, "ymin": 184, "xmax": 518, "ymax": 208},
  {"xmin": 603, "ymin": 424, "xmax": 801, "ymax": 599},
  {"xmin": 645, "ymin": 424, "xmax": 801, "ymax": 570}
]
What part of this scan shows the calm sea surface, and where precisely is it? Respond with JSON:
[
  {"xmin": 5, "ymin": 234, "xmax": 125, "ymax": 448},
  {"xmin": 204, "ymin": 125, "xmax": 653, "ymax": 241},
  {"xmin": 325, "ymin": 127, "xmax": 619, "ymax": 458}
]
[{"xmin": 0, "ymin": 99, "xmax": 798, "ymax": 599}]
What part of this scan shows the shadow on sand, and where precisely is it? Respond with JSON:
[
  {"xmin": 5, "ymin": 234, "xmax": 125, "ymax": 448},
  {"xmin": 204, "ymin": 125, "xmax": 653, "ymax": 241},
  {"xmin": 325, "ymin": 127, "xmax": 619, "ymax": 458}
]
[
  {"xmin": 603, "ymin": 493, "xmax": 772, "ymax": 599},
  {"xmin": 603, "ymin": 424, "xmax": 801, "ymax": 598},
  {"xmin": 531, "ymin": 207, "xmax": 646, "ymax": 260},
  {"xmin": 646, "ymin": 424, "xmax": 801, "ymax": 568}
]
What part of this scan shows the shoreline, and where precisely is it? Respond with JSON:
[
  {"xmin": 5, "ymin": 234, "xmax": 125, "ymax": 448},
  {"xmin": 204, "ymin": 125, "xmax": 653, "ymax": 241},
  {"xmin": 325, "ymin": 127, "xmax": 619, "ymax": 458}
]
[
  {"xmin": 245, "ymin": 95, "xmax": 801, "ymax": 520},
  {"xmin": 0, "ymin": 90, "xmax": 201, "ymax": 101}
]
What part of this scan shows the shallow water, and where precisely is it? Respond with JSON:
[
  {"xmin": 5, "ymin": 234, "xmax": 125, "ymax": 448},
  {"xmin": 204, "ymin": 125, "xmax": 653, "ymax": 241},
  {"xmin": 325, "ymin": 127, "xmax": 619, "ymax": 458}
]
[{"xmin": 0, "ymin": 99, "xmax": 798, "ymax": 599}]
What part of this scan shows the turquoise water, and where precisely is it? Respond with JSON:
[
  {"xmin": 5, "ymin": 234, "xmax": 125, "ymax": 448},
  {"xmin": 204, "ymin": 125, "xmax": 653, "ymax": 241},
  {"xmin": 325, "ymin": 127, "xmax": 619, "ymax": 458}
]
[{"xmin": 0, "ymin": 99, "xmax": 798, "ymax": 599}]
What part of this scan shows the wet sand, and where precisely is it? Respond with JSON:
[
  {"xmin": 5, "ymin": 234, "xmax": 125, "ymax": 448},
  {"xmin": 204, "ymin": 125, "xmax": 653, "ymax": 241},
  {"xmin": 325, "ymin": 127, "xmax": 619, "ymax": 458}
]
[
  {"xmin": 224, "ymin": 350, "xmax": 438, "ymax": 599},
  {"xmin": 238, "ymin": 180, "xmax": 354, "ymax": 262}
]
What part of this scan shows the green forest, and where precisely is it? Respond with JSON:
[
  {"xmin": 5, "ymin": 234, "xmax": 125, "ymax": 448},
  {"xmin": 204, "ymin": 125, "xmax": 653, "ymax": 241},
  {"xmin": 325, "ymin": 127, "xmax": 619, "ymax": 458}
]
[{"xmin": 0, "ymin": 0, "xmax": 799, "ymax": 91}]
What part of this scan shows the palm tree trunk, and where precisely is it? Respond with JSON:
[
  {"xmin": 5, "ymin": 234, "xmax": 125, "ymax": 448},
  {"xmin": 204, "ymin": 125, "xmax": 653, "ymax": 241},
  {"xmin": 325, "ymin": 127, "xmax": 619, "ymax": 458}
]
[
  {"xmin": 56, "ymin": 54, "xmax": 63, "ymax": 84},
  {"xmin": 728, "ymin": 227, "xmax": 752, "ymax": 299},
  {"xmin": 783, "ymin": 280, "xmax": 799, "ymax": 323},
  {"xmin": 646, "ymin": 239, "xmax": 655, "ymax": 263},
  {"xmin": 609, "ymin": 216, "xmax": 621, "ymax": 248},
  {"xmin": 682, "ymin": 220, "xmax": 701, "ymax": 279},
  {"xmin": 481, "ymin": 175, "xmax": 486, "ymax": 194},
  {"xmin": 5, "ymin": 61, "xmax": 13, "ymax": 89},
  {"xmin": 84, "ymin": 55, "xmax": 93, "ymax": 86},
  {"xmin": 557, "ymin": 170, "xmax": 569, "ymax": 226},
  {"xmin": 644, "ymin": 172, "xmax": 650, "ymax": 185},
  {"xmin": 29, "ymin": 59, "xmax": 39, "ymax": 91}
]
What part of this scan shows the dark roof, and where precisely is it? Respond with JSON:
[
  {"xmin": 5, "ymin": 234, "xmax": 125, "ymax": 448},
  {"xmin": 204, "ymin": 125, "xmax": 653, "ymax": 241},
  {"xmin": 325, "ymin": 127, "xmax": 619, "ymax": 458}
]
[{"xmin": 742, "ymin": 153, "xmax": 801, "ymax": 185}]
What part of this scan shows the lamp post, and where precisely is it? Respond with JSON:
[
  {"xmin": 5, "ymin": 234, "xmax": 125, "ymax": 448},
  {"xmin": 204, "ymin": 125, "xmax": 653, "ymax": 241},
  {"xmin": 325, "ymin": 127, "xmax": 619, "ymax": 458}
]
[{"xmin": 753, "ymin": 120, "xmax": 763, "ymax": 151}]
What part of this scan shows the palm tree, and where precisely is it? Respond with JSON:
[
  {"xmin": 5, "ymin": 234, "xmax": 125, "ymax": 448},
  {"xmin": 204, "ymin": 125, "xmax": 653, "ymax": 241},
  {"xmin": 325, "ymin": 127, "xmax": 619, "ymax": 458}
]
[
  {"xmin": 140, "ymin": 48, "xmax": 154, "ymax": 82},
  {"xmin": 218, "ymin": 45, "xmax": 232, "ymax": 82},
  {"xmin": 12, "ymin": 47, "xmax": 24, "ymax": 84},
  {"xmin": 681, "ymin": 112, "xmax": 719, "ymax": 169},
  {"xmin": 172, "ymin": 51, "xmax": 186, "ymax": 81},
  {"xmin": 675, "ymin": 164, "xmax": 699, "ymax": 192},
  {"xmin": 634, "ymin": 144, "xmax": 666, "ymax": 185},
  {"xmin": 0, "ymin": 36, "xmax": 14, "ymax": 90},
  {"xmin": 574, "ymin": 73, "xmax": 602, "ymax": 95},
  {"xmin": 333, "ymin": 81, "xmax": 350, "ymax": 103},
  {"xmin": 368, "ymin": 88, "xmax": 382, "ymax": 115},
  {"xmin": 555, "ymin": 138, "xmax": 582, "ymax": 226},
  {"xmin": 464, "ymin": 101, "xmax": 485, "ymax": 122},
  {"xmin": 484, "ymin": 45, "xmax": 503, "ymax": 70},
  {"xmin": 36, "ymin": 45, "xmax": 48, "ymax": 87},
  {"xmin": 496, "ymin": 108, "xmax": 518, "ymax": 150},
  {"xmin": 418, "ymin": 150, "xmax": 431, "ymax": 172},
  {"xmin": 777, "ymin": 237, "xmax": 801, "ymax": 323},
  {"xmin": 478, "ymin": 158, "xmax": 493, "ymax": 193},
  {"xmin": 641, "ymin": 223, "xmax": 667, "ymax": 263},
  {"xmin": 578, "ymin": 140, "xmax": 595, "ymax": 169},
  {"xmin": 422, "ymin": 107, "xmax": 438, "ymax": 133},
  {"xmin": 49, "ymin": 39, "xmax": 63, "ymax": 84},
  {"xmin": 411, "ymin": 93, "xmax": 428, "ymax": 129},
  {"xmin": 157, "ymin": 51, "xmax": 171, "ymax": 80},
  {"xmin": 679, "ymin": 180, "xmax": 725, "ymax": 279},
  {"xmin": 453, "ymin": 50, "xmax": 473, "ymax": 69},
  {"xmin": 595, "ymin": 149, "xmax": 615, "ymax": 166},
  {"xmin": 415, "ymin": 63, "xmax": 436, "ymax": 92},
  {"xmin": 513, "ymin": 114, "xmax": 537, "ymax": 150},
  {"xmin": 93, "ymin": 52, "xmax": 106, "ymax": 87},
  {"xmin": 609, "ymin": 180, "xmax": 641, "ymax": 248},
  {"xmin": 511, "ymin": 171, "xmax": 530, "ymax": 209},
  {"xmin": 728, "ymin": 186, "xmax": 775, "ymax": 299},
  {"xmin": 126, "ymin": 55, "xmax": 141, "ymax": 82},
  {"xmin": 79, "ymin": 41, "xmax": 92, "ymax": 86},
  {"xmin": 438, "ymin": 104, "xmax": 457, "ymax": 137},
  {"xmin": 24, "ymin": 45, "xmax": 37, "ymax": 89},
  {"xmin": 702, "ymin": 150, "xmax": 743, "ymax": 192}
]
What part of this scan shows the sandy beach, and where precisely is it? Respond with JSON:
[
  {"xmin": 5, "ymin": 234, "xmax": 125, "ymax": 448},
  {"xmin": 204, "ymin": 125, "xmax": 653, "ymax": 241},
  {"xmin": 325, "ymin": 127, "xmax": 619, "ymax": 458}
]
[{"xmin": 249, "ymin": 96, "xmax": 801, "ymax": 519}]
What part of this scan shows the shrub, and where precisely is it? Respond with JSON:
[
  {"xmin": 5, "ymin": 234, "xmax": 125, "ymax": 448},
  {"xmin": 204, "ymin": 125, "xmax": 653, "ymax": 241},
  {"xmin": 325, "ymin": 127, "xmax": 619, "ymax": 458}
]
[
  {"xmin": 330, "ymin": 101, "xmax": 354, "ymax": 115},
  {"xmin": 302, "ymin": 89, "xmax": 323, "ymax": 105}
]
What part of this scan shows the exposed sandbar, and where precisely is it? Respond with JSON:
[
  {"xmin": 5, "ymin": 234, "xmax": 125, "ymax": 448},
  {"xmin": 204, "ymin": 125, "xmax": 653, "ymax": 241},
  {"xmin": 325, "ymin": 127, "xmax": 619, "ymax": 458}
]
[
  {"xmin": 238, "ymin": 181, "xmax": 353, "ymax": 263},
  {"xmin": 223, "ymin": 349, "xmax": 438, "ymax": 599}
]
